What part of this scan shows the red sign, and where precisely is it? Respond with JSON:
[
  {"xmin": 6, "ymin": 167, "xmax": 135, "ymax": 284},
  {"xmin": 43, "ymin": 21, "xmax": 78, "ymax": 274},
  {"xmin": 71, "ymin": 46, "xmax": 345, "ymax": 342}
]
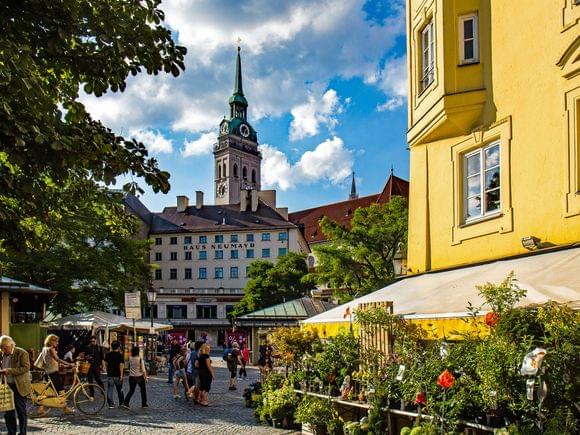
[
  {"xmin": 227, "ymin": 331, "xmax": 246, "ymax": 346},
  {"xmin": 167, "ymin": 330, "xmax": 187, "ymax": 346}
]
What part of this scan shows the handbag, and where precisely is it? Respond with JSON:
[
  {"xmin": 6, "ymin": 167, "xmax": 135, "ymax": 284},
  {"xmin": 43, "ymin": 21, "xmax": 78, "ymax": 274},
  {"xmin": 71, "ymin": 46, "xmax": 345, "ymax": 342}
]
[
  {"xmin": 0, "ymin": 376, "xmax": 15, "ymax": 412},
  {"xmin": 34, "ymin": 348, "xmax": 47, "ymax": 370}
]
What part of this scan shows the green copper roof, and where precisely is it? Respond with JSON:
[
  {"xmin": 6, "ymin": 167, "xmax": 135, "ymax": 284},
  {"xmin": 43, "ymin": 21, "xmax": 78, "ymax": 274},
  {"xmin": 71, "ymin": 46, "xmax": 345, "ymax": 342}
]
[
  {"xmin": 239, "ymin": 297, "xmax": 336, "ymax": 320},
  {"xmin": 228, "ymin": 93, "xmax": 248, "ymax": 106}
]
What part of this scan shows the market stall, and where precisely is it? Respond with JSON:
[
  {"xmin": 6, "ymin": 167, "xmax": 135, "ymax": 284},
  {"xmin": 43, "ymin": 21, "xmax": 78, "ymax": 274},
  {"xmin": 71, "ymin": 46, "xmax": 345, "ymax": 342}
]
[
  {"xmin": 302, "ymin": 247, "xmax": 580, "ymax": 339},
  {"xmin": 41, "ymin": 310, "xmax": 172, "ymax": 363}
]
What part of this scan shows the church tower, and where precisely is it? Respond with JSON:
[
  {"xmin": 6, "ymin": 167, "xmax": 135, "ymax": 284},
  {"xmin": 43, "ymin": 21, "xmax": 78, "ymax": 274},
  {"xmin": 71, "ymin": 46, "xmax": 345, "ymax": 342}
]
[{"xmin": 214, "ymin": 46, "xmax": 261, "ymax": 205}]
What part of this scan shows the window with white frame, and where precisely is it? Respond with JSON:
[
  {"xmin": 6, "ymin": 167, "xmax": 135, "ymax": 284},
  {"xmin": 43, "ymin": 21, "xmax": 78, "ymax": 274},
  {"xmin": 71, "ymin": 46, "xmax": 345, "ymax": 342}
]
[
  {"xmin": 464, "ymin": 142, "xmax": 501, "ymax": 222},
  {"xmin": 459, "ymin": 14, "xmax": 478, "ymax": 64},
  {"xmin": 420, "ymin": 20, "xmax": 435, "ymax": 91}
]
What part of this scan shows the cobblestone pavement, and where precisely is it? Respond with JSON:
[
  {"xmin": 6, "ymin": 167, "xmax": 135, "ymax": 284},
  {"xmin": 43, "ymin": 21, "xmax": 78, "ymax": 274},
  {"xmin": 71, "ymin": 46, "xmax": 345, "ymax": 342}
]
[{"xmin": 5, "ymin": 361, "xmax": 297, "ymax": 434}]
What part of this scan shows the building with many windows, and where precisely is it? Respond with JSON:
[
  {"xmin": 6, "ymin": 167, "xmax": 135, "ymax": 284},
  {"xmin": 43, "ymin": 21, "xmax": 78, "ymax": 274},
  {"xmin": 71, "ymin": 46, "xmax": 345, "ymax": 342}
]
[
  {"xmin": 126, "ymin": 47, "xmax": 308, "ymax": 346},
  {"xmin": 301, "ymin": 1, "xmax": 580, "ymax": 339},
  {"xmin": 405, "ymin": 0, "xmax": 580, "ymax": 273}
]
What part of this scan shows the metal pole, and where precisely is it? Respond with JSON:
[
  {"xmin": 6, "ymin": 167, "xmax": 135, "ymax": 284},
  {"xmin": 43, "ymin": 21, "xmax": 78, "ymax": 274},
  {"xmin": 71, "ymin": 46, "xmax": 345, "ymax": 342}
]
[
  {"xmin": 149, "ymin": 303, "xmax": 157, "ymax": 375},
  {"xmin": 133, "ymin": 318, "xmax": 136, "ymax": 344}
]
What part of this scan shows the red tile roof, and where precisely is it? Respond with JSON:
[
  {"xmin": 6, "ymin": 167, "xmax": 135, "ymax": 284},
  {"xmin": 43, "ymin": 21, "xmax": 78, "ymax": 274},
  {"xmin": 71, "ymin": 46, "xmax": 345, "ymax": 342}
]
[{"xmin": 289, "ymin": 174, "xmax": 409, "ymax": 245}]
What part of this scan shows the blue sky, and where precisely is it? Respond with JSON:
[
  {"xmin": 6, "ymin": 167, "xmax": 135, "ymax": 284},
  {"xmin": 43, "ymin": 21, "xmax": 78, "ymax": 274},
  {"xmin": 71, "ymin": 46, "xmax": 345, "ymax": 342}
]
[{"xmin": 81, "ymin": 0, "xmax": 409, "ymax": 213}]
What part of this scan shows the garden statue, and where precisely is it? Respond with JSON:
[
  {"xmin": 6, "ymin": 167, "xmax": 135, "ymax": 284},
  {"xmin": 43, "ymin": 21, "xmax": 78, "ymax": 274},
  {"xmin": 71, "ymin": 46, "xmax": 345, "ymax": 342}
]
[{"xmin": 340, "ymin": 375, "xmax": 351, "ymax": 400}]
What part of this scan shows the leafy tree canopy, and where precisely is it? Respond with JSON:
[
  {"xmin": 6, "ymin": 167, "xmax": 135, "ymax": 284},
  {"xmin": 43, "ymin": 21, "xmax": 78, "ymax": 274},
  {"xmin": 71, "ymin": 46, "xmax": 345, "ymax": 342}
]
[
  {"xmin": 1, "ymin": 190, "xmax": 151, "ymax": 314},
  {"xmin": 312, "ymin": 196, "xmax": 408, "ymax": 303},
  {"xmin": 0, "ymin": 0, "xmax": 186, "ymax": 312},
  {"xmin": 233, "ymin": 252, "xmax": 315, "ymax": 316},
  {"xmin": 0, "ymin": 0, "xmax": 186, "ymax": 251}
]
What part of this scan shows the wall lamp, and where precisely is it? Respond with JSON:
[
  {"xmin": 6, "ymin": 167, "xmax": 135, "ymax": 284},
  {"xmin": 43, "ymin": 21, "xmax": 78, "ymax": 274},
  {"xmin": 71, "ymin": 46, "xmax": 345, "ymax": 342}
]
[{"xmin": 521, "ymin": 236, "xmax": 541, "ymax": 250}]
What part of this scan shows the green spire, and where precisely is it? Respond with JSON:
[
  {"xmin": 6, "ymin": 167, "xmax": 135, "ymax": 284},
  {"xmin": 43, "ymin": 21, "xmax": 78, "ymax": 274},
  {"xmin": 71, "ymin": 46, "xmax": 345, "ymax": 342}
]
[
  {"xmin": 234, "ymin": 46, "xmax": 244, "ymax": 96},
  {"xmin": 228, "ymin": 45, "xmax": 248, "ymax": 118}
]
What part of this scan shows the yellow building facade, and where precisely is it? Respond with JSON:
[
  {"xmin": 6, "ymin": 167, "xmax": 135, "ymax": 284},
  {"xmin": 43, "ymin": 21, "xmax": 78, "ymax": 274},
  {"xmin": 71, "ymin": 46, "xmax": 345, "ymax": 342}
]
[{"xmin": 406, "ymin": 0, "xmax": 580, "ymax": 273}]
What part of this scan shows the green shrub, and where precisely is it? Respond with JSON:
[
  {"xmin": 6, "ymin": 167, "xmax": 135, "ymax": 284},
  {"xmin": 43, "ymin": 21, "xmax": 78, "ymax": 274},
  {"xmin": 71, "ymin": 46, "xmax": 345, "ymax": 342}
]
[{"xmin": 295, "ymin": 396, "xmax": 334, "ymax": 428}]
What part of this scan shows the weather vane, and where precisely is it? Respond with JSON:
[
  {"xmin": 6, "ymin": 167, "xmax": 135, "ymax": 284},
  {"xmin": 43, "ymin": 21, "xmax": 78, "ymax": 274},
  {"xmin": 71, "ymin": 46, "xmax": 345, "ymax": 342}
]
[{"xmin": 236, "ymin": 37, "xmax": 242, "ymax": 50}]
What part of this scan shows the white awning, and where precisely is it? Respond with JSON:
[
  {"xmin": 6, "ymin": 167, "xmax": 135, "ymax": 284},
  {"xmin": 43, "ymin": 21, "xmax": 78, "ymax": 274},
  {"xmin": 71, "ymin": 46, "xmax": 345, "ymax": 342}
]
[
  {"xmin": 303, "ymin": 247, "xmax": 580, "ymax": 324},
  {"xmin": 42, "ymin": 311, "xmax": 173, "ymax": 333}
]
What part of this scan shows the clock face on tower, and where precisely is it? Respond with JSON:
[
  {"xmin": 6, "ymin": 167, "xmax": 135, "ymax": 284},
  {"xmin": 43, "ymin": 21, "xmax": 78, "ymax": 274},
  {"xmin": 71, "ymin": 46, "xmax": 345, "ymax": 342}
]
[
  {"xmin": 239, "ymin": 123, "xmax": 250, "ymax": 138},
  {"xmin": 217, "ymin": 182, "xmax": 228, "ymax": 198}
]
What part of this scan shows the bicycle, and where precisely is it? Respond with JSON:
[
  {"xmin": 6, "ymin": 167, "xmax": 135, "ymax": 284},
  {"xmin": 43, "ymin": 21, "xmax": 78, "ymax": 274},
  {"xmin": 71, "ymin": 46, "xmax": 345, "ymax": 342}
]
[{"xmin": 28, "ymin": 361, "xmax": 106, "ymax": 416}]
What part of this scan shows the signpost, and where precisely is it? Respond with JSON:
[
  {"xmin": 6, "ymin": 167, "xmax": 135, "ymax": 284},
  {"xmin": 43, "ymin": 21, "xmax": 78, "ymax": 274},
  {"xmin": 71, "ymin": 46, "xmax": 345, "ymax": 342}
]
[{"xmin": 124, "ymin": 292, "xmax": 141, "ymax": 343}]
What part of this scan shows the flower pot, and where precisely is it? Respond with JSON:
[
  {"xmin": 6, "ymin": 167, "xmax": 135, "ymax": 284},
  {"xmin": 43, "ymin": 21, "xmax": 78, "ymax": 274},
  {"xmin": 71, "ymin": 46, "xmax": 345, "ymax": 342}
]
[{"xmin": 486, "ymin": 413, "xmax": 504, "ymax": 428}]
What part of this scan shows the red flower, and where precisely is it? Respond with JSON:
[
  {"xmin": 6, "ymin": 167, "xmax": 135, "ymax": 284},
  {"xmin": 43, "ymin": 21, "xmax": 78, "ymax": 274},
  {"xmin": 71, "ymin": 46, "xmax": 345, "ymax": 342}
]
[
  {"xmin": 414, "ymin": 392, "xmax": 427, "ymax": 405},
  {"xmin": 437, "ymin": 369, "xmax": 455, "ymax": 389},
  {"xmin": 485, "ymin": 312, "xmax": 500, "ymax": 327}
]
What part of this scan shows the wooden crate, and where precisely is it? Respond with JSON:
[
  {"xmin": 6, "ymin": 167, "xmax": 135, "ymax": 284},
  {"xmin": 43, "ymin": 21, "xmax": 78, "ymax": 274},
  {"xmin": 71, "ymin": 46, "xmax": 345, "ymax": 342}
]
[{"xmin": 357, "ymin": 301, "xmax": 393, "ymax": 369}]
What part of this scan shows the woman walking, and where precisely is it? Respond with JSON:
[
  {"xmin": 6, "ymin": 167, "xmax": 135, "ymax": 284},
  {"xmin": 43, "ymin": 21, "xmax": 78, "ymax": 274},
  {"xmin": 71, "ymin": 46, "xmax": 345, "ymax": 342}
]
[
  {"xmin": 35, "ymin": 334, "xmax": 74, "ymax": 416},
  {"xmin": 238, "ymin": 344, "xmax": 249, "ymax": 380},
  {"xmin": 186, "ymin": 341, "xmax": 203, "ymax": 403},
  {"xmin": 196, "ymin": 343, "xmax": 215, "ymax": 406},
  {"xmin": 122, "ymin": 347, "xmax": 148, "ymax": 409},
  {"xmin": 228, "ymin": 342, "xmax": 242, "ymax": 390},
  {"xmin": 172, "ymin": 347, "xmax": 189, "ymax": 399}
]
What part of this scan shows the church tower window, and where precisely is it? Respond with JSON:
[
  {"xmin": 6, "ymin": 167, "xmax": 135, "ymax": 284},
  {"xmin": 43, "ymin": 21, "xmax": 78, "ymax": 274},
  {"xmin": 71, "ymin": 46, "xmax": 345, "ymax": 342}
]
[
  {"xmin": 251, "ymin": 169, "xmax": 256, "ymax": 183},
  {"xmin": 242, "ymin": 166, "xmax": 248, "ymax": 180},
  {"xmin": 233, "ymin": 164, "xmax": 238, "ymax": 177}
]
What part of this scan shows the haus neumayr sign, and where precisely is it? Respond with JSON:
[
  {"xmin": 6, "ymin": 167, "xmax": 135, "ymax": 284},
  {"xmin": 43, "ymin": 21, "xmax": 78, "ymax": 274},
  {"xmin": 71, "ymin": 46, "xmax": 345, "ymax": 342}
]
[{"xmin": 183, "ymin": 242, "xmax": 255, "ymax": 251}]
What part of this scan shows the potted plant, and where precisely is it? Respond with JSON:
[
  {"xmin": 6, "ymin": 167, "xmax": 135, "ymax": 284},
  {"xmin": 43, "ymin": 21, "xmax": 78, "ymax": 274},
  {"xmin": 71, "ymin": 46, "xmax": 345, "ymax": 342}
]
[
  {"xmin": 266, "ymin": 383, "xmax": 297, "ymax": 429},
  {"xmin": 295, "ymin": 396, "xmax": 334, "ymax": 434}
]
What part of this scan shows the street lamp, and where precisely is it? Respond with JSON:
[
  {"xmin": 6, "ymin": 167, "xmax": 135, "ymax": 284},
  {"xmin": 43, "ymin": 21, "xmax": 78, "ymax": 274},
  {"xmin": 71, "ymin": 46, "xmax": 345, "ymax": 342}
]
[{"xmin": 146, "ymin": 286, "xmax": 158, "ymax": 375}]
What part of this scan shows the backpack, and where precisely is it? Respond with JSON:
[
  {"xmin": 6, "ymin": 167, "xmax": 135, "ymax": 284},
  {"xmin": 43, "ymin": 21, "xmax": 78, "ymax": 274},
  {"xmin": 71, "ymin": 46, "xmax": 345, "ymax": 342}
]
[{"xmin": 222, "ymin": 348, "xmax": 232, "ymax": 362}]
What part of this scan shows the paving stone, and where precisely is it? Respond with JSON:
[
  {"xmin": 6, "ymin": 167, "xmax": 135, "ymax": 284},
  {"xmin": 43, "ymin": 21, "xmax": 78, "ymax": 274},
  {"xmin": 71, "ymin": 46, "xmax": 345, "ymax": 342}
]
[{"xmin": 5, "ymin": 361, "xmax": 297, "ymax": 434}]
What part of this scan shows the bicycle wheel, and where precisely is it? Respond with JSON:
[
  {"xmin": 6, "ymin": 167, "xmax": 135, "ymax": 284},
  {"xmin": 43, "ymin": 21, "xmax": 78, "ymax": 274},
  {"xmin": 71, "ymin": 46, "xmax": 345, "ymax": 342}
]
[{"xmin": 73, "ymin": 383, "xmax": 106, "ymax": 415}]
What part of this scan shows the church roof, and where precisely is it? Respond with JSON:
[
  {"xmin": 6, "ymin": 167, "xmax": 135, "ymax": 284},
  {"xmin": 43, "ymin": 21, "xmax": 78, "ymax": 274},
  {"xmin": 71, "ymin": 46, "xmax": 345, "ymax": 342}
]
[
  {"xmin": 150, "ymin": 201, "xmax": 296, "ymax": 234},
  {"xmin": 289, "ymin": 174, "xmax": 409, "ymax": 245}
]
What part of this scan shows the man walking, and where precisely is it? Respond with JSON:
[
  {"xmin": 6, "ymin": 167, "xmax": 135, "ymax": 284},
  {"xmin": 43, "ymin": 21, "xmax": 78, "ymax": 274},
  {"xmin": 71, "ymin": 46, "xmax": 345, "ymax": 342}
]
[
  {"xmin": 104, "ymin": 341, "xmax": 124, "ymax": 408},
  {"xmin": 85, "ymin": 336, "xmax": 105, "ymax": 394},
  {"xmin": 0, "ymin": 335, "xmax": 31, "ymax": 435},
  {"xmin": 167, "ymin": 338, "xmax": 180, "ymax": 384}
]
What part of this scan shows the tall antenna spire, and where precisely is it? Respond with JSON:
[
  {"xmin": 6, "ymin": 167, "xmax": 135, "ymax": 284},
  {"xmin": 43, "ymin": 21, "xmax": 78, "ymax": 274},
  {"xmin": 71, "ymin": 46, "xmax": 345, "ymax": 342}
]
[{"xmin": 349, "ymin": 171, "xmax": 358, "ymax": 200}]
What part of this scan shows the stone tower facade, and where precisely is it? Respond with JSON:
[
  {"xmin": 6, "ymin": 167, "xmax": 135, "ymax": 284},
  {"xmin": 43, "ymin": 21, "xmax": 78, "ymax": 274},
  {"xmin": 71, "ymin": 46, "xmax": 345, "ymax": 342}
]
[{"xmin": 214, "ymin": 46, "xmax": 261, "ymax": 205}]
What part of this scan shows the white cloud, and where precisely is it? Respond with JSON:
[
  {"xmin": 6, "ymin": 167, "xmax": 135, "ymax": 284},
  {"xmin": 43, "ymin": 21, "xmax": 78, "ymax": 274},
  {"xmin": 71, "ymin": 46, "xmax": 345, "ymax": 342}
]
[
  {"xmin": 295, "ymin": 136, "xmax": 353, "ymax": 183},
  {"xmin": 182, "ymin": 131, "xmax": 217, "ymax": 157},
  {"xmin": 260, "ymin": 144, "xmax": 294, "ymax": 190},
  {"xmin": 80, "ymin": 0, "xmax": 406, "ymax": 135},
  {"xmin": 289, "ymin": 89, "xmax": 343, "ymax": 141},
  {"xmin": 377, "ymin": 97, "xmax": 405, "ymax": 112},
  {"xmin": 369, "ymin": 56, "xmax": 408, "ymax": 112},
  {"xmin": 260, "ymin": 136, "xmax": 353, "ymax": 190},
  {"xmin": 130, "ymin": 129, "xmax": 173, "ymax": 154}
]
